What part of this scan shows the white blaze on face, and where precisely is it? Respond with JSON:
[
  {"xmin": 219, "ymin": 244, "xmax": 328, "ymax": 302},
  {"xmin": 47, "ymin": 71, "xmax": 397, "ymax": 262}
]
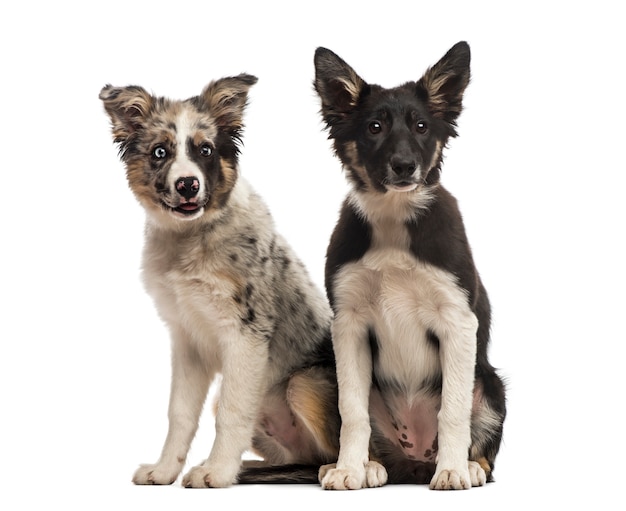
[{"xmin": 168, "ymin": 109, "xmax": 206, "ymax": 194}]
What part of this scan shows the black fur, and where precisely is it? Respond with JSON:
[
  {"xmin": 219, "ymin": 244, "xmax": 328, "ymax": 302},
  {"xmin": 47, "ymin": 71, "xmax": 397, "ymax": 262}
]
[
  {"xmin": 315, "ymin": 42, "xmax": 506, "ymax": 486},
  {"xmin": 238, "ymin": 464, "xmax": 320, "ymax": 484}
]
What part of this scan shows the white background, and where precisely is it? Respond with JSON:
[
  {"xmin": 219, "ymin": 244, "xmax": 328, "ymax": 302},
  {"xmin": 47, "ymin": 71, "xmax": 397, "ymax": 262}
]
[{"xmin": 1, "ymin": 1, "xmax": 624, "ymax": 509}]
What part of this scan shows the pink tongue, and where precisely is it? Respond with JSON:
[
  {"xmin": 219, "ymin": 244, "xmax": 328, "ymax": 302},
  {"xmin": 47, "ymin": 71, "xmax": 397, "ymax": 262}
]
[{"xmin": 179, "ymin": 203, "xmax": 199, "ymax": 211}]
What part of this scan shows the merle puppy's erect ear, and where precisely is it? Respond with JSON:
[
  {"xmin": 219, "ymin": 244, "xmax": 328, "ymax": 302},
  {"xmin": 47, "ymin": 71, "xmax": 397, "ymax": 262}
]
[
  {"xmin": 417, "ymin": 41, "xmax": 471, "ymax": 134},
  {"xmin": 314, "ymin": 47, "xmax": 367, "ymax": 128},
  {"xmin": 99, "ymin": 84, "xmax": 154, "ymax": 151},
  {"xmin": 199, "ymin": 74, "xmax": 258, "ymax": 133}
]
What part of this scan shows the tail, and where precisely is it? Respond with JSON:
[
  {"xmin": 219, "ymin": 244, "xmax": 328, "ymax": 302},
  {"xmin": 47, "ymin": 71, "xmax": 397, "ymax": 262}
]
[{"xmin": 237, "ymin": 464, "xmax": 320, "ymax": 484}]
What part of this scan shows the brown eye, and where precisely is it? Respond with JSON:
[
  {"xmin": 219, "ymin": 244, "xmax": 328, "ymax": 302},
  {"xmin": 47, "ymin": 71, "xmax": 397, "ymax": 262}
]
[
  {"xmin": 416, "ymin": 121, "xmax": 428, "ymax": 134},
  {"xmin": 200, "ymin": 144, "xmax": 212, "ymax": 157},
  {"xmin": 369, "ymin": 121, "xmax": 382, "ymax": 134},
  {"xmin": 153, "ymin": 146, "xmax": 167, "ymax": 159}
]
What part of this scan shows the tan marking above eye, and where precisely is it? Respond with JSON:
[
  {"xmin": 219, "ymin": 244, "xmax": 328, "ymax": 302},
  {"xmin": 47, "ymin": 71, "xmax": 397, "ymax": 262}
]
[{"xmin": 192, "ymin": 131, "xmax": 211, "ymax": 146}]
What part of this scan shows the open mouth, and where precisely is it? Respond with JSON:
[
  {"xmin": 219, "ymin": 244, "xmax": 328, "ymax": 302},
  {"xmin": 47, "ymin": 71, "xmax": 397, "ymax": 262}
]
[
  {"xmin": 162, "ymin": 201, "xmax": 205, "ymax": 218},
  {"xmin": 174, "ymin": 203, "xmax": 201, "ymax": 215}
]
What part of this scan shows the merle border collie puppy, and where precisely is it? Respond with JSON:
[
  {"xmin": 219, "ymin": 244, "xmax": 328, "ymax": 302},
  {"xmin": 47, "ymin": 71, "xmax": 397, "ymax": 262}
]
[{"xmin": 100, "ymin": 76, "xmax": 340, "ymax": 488}]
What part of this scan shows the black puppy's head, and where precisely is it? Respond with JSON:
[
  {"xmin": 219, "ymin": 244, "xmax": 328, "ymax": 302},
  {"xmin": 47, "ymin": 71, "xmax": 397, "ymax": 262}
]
[{"xmin": 314, "ymin": 42, "xmax": 470, "ymax": 194}]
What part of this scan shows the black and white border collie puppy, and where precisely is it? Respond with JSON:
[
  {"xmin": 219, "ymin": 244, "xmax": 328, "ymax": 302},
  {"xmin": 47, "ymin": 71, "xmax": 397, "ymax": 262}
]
[{"xmin": 314, "ymin": 42, "xmax": 506, "ymax": 490}]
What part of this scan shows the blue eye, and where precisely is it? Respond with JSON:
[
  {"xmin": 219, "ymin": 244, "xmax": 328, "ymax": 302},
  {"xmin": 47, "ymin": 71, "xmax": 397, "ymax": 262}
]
[{"xmin": 153, "ymin": 146, "xmax": 167, "ymax": 159}]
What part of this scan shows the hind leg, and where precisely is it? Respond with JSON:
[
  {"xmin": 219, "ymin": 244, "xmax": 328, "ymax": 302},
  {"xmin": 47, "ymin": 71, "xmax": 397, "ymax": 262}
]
[
  {"xmin": 286, "ymin": 367, "xmax": 340, "ymax": 459},
  {"xmin": 236, "ymin": 367, "xmax": 341, "ymax": 484},
  {"xmin": 252, "ymin": 366, "xmax": 340, "ymax": 465},
  {"xmin": 469, "ymin": 459, "xmax": 489, "ymax": 486},
  {"xmin": 467, "ymin": 373, "xmax": 506, "ymax": 484}
]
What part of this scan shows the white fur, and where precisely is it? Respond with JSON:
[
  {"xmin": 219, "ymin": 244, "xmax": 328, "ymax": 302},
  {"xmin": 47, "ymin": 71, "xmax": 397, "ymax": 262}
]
[
  {"xmin": 321, "ymin": 188, "xmax": 479, "ymax": 490},
  {"xmin": 168, "ymin": 110, "xmax": 213, "ymax": 195},
  {"xmin": 134, "ymin": 179, "xmax": 272, "ymax": 487},
  {"xmin": 132, "ymin": 173, "xmax": 332, "ymax": 487},
  {"xmin": 103, "ymin": 81, "xmax": 335, "ymax": 488}
]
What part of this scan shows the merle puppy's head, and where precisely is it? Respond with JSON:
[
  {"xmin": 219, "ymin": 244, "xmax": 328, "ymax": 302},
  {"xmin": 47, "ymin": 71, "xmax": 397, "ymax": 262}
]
[
  {"xmin": 314, "ymin": 42, "xmax": 470, "ymax": 195},
  {"xmin": 100, "ymin": 75, "xmax": 257, "ymax": 226}
]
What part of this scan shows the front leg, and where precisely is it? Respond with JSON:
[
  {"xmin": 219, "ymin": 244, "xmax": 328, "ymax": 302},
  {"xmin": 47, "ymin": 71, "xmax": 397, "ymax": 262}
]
[
  {"xmin": 320, "ymin": 315, "xmax": 387, "ymax": 490},
  {"xmin": 182, "ymin": 326, "xmax": 269, "ymax": 488},
  {"xmin": 133, "ymin": 327, "xmax": 212, "ymax": 485},
  {"xmin": 430, "ymin": 309, "xmax": 480, "ymax": 490}
]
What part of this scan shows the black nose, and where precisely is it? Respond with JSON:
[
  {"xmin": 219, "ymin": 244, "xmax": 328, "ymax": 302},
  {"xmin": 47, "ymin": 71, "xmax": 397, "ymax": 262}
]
[
  {"xmin": 390, "ymin": 156, "xmax": 417, "ymax": 176},
  {"xmin": 175, "ymin": 177, "xmax": 199, "ymax": 200}
]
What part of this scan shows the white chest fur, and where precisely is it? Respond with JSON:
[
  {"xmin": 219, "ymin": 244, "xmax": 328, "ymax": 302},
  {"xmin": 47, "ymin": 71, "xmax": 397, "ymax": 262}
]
[
  {"xmin": 141, "ymin": 236, "xmax": 234, "ymax": 367},
  {"xmin": 333, "ymin": 193, "xmax": 476, "ymax": 397},
  {"xmin": 138, "ymin": 181, "xmax": 258, "ymax": 364}
]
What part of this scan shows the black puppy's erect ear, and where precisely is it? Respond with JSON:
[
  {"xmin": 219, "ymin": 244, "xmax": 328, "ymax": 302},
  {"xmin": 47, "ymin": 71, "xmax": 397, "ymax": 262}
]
[
  {"xmin": 200, "ymin": 74, "xmax": 258, "ymax": 132},
  {"xmin": 417, "ymin": 41, "xmax": 471, "ymax": 134},
  {"xmin": 99, "ymin": 84, "xmax": 154, "ymax": 149},
  {"xmin": 314, "ymin": 47, "xmax": 367, "ymax": 127}
]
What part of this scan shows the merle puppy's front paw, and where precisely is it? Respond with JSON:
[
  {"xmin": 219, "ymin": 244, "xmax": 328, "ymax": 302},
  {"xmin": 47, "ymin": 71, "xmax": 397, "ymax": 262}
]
[{"xmin": 132, "ymin": 462, "xmax": 180, "ymax": 485}]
